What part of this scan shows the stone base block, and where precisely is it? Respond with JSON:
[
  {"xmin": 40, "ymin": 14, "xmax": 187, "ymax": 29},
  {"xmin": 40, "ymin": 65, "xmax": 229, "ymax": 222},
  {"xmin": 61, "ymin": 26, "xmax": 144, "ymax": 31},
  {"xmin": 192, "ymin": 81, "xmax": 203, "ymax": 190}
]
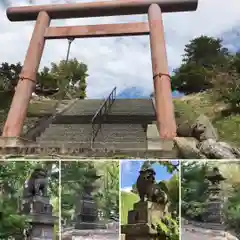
[
  {"xmin": 121, "ymin": 223, "xmax": 159, "ymax": 240},
  {"xmin": 128, "ymin": 201, "xmax": 165, "ymax": 225},
  {"xmin": 75, "ymin": 222, "xmax": 106, "ymax": 230},
  {"xmin": 147, "ymin": 123, "xmax": 176, "ymax": 151},
  {"xmin": 0, "ymin": 136, "xmax": 36, "ymax": 147}
]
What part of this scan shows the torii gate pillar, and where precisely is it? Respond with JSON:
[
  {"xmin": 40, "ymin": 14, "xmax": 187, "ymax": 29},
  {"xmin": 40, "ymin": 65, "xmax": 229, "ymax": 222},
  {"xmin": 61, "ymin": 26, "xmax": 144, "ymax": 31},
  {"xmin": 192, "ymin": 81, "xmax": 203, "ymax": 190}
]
[
  {"xmin": 148, "ymin": 4, "xmax": 176, "ymax": 138},
  {"xmin": 3, "ymin": 11, "xmax": 50, "ymax": 137}
]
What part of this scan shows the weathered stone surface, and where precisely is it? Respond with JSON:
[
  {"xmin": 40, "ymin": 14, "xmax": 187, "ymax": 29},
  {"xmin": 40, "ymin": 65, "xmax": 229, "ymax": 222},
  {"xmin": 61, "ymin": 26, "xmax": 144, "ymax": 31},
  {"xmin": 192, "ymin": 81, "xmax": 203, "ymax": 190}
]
[
  {"xmin": 0, "ymin": 146, "xmax": 178, "ymax": 159},
  {"xmin": 192, "ymin": 114, "xmax": 218, "ymax": 141},
  {"xmin": 199, "ymin": 139, "xmax": 237, "ymax": 159},
  {"xmin": 128, "ymin": 201, "xmax": 165, "ymax": 225},
  {"xmin": 147, "ymin": 123, "xmax": 175, "ymax": 151},
  {"xmin": 174, "ymin": 137, "xmax": 206, "ymax": 159},
  {"xmin": 0, "ymin": 136, "xmax": 35, "ymax": 147},
  {"xmin": 177, "ymin": 122, "xmax": 193, "ymax": 137},
  {"xmin": 217, "ymin": 142, "xmax": 240, "ymax": 158}
]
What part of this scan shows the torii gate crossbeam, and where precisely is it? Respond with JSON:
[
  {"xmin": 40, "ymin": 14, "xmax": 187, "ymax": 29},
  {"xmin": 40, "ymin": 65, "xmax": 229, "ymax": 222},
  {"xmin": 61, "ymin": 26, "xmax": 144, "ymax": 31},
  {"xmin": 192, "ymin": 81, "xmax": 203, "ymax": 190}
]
[
  {"xmin": 7, "ymin": 0, "xmax": 197, "ymax": 21},
  {"xmin": 2, "ymin": 0, "xmax": 198, "ymax": 140}
]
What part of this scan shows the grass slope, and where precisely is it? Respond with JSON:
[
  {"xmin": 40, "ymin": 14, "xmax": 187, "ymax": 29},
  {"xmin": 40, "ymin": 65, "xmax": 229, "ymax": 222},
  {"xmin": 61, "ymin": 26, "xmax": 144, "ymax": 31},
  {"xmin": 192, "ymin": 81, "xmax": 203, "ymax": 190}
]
[
  {"xmin": 121, "ymin": 191, "xmax": 139, "ymax": 225},
  {"xmin": 0, "ymin": 99, "xmax": 70, "ymax": 134},
  {"xmin": 174, "ymin": 91, "xmax": 240, "ymax": 147}
]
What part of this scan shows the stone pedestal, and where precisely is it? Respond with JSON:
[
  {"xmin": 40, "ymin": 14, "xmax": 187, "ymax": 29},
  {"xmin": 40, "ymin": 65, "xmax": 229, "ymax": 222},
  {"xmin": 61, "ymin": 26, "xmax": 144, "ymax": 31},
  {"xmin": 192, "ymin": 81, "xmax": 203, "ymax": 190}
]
[
  {"xmin": 121, "ymin": 201, "xmax": 167, "ymax": 240},
  {"xmin": 75, "ymin": 190, "xmax": 105, "ymax": 230},
  {"xmin": 204, "ymin": 185, "xmax": 224, "ymax": 224},
  {"xmin": 22, "ymin": 196, "xmax": 57, "ymax": 240},
  {"xmin": 203, "ymin": 167, "xmax": 226, "ymax": 226}
]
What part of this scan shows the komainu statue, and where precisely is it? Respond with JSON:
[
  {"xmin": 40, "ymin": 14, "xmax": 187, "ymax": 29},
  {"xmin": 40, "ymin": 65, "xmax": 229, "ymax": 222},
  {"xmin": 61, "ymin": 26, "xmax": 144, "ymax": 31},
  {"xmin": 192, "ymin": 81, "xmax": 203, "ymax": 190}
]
[
  {"xmin": 23, "ymin": 167, "xmax": 48, "ymax": 197},
  {"xmin": 136, "ymin": 166, "xmax": 168, "ymax": 208}
]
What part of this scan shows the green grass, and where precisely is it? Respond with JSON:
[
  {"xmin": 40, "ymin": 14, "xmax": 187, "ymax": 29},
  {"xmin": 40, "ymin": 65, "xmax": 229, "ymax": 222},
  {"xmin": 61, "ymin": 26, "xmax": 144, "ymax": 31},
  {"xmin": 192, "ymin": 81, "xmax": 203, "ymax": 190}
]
[
  {"xmin": 174, "ymin": 91, "xmax": 240, "ymax": 146},
  {"xmin": 0, "ymin": 99, "xmax": 70, "ymax": 134},
  {"xmin": 27, "ymin": 99, "xmax": 69, "ymax": 115},
  {"xmin": 121, "ymin": 191, "xmax": 139, "ymax": 225}
]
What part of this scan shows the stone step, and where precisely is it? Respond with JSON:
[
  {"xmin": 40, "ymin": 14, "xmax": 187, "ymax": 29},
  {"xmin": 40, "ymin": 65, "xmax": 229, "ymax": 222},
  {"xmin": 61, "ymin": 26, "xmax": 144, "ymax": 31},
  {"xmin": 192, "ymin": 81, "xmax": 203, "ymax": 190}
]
[
  {"xmin": 42, "ymin": 124, "xmax": 92, "ymax": 131},
  {"xmin": 38, "ymin": 141, "xmax": 146, "ymax": 149},
  {"xmin": 63, "ymin": 99, "xmax": 104, "ymax": 116},
  {"xmin": 109, "ymin": 99, "xmax": 154, "ymax": 113},
  {"xmin": 52, "ymin": 115, "xmax": 154, "ymax": 124}
]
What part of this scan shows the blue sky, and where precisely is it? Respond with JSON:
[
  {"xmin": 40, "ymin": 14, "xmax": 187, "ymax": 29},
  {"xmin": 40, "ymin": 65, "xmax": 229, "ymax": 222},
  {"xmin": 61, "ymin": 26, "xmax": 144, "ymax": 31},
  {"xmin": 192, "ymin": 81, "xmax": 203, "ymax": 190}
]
[
  {"xmin": 120, "ymin": 160, "xmax": 179, "ymax": 191},
  {"xmin": 0, "ymin": 0, "xmax": 240, "ymax": 98},
  {"xmin": 116, "ymin": 87, "xmax": 184, "ymax": 99}
]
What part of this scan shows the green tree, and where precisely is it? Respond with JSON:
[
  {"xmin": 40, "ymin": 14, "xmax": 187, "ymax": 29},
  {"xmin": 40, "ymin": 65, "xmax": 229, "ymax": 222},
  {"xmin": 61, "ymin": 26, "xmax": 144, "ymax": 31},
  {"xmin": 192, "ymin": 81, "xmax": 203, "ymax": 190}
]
[
  {"xmin": 181, "ymin": 161, "xmax": 209, "ymax": 221},
  {"xmin": 211, "ymin": 69, "xmax": 240, "ymax": 109},
  {"xmin": 0, "ymin": 62, "xmax": 22, "ymax": 91},
  {"xmin": 0, "ymin": 62, "xmax": 22, "ymax": 113},
  {"xmin": 50, "ymin": 58, "xmax": 88, "ymax": 99},
  {"xmin": 232, "ymin": 52, "xmax": 240, "ymax": 74},
  {"xmin": 37, "ymin": 66, "xmax": 58, "ymax": 91},
  {"xmin": 183, "ymin": 36, "xmax": 229, "ymax": 66},
  {"xmin": 171, "ymin": 62, "xmax": 213, "ymax": 94},
  {"xmin": 172, "ymin": 36, "xmax": 229, "ymax": 94}
]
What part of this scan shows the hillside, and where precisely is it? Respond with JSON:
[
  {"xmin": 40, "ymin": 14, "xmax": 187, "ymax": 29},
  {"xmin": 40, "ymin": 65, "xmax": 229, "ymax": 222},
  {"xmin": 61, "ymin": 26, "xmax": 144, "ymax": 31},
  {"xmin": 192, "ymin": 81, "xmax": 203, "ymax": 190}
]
[
  {"xmin": 174, "ymin": 91, "xmax": 240, "ymax": 147},
  {"xmin": 0, "ymin": 99, "xmax": 70, "ymax": 135},
  {"xmin": 121, "ymin": 191, "xmax": 139, "ymax": 225},
  {"xmin": 0, "ymin": 91, "xmax": 239, "ymax": 147}
]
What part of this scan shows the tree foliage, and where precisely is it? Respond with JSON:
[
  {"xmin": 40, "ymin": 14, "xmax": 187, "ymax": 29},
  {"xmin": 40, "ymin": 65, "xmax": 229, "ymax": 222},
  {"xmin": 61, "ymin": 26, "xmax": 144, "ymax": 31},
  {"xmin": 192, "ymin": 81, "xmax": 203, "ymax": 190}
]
[
  {"xmin": 49, "ymin": 58, "xmax": 88, "ymax": 99},
  {"xmin": 0, "ymin": 58, "xmax": 88, "ymax": 104},
  {"xmin": 211, "ymin": 69, "xmax": 240, "ymax": 109},
  {"xmin": 181, "ymin": 161, "xmax": 209, "ymax": 221},
  {"xmin": 171, "ymin": 35, "xmax": 240, "ymax": 99}
]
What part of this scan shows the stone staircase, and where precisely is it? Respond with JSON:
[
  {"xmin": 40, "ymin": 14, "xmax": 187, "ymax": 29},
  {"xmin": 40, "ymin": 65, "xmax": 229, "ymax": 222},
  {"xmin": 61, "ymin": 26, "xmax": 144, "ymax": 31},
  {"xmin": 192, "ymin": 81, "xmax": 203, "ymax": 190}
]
[
  {"xmin": 0, "ymin": 97, "xmax": 178, "ymax": 158},
  {"xmin": 36, "ymin": 99, "xmax": 152, "ymax": 150}
]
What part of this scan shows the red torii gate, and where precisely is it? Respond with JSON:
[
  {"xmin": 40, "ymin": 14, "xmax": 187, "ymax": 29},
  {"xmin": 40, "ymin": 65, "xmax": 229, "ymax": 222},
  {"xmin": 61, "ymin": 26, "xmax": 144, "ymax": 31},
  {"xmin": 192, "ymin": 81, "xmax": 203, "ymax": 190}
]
[{"xmin": 2, "ymin": 0, "xmax": 198, "ymax": 139}]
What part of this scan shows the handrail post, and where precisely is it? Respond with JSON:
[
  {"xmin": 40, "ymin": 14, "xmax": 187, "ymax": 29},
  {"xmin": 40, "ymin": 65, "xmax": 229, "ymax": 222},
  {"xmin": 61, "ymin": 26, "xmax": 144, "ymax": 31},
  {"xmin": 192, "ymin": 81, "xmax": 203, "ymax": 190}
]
[{"xmin": 90, "ymin": 86, "xmax": 117, "ymax": 148}]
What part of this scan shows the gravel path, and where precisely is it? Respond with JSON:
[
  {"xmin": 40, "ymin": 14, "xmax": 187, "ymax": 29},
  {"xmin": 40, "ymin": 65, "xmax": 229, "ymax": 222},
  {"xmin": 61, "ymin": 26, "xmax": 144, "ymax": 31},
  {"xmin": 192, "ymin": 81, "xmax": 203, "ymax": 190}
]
[
  {"xmin": 62, "ymin": 228, "xmax": 120, "ymax": 240},
  {"xmin": 182, "ymin": 224, "xmax": 239, "ymax": 240}
]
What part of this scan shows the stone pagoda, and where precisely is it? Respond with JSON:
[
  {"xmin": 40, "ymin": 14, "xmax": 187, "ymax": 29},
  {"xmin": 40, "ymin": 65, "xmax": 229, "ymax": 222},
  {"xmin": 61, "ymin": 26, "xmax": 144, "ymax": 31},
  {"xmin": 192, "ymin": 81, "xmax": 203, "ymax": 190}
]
[
  {"xmin": 204, "ymin": 166, "xmax": 226, "ymax": 225},
  {"xmin": 75, "ymin": 166, "xmax": 105, "ymax": 230},
  {"xmin": 21, "ymin": 167, "xmax": 57, "ymax": 240}
]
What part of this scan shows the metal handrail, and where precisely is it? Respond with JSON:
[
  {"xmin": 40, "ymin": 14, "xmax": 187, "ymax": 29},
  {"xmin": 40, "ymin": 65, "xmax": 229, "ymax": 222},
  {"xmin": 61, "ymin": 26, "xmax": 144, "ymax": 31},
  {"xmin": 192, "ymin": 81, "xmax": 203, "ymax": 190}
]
[{"xmin": 91, "ymin": 87, "xmax": 117, "ymax": 148}]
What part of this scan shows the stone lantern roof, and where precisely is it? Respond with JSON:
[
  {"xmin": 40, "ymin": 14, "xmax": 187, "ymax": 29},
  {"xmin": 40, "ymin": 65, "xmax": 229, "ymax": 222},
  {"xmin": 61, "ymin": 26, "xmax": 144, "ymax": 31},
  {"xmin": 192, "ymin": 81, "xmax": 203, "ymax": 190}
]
[{"xmin": 206, "ymin": 167, "xmax": 226, "ymax": 184}]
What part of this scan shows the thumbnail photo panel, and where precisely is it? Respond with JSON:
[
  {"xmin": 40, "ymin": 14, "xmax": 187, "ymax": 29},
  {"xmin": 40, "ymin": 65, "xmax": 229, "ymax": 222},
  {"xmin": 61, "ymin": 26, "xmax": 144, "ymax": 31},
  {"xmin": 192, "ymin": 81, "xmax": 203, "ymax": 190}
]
[
  {"xmin": 61, "ymin": 160, "xmax": 120, "ymax": 240},
  {"xmin": 0, "ymin": 160, "xmax": 60, "ymax": 239},
  {"xmin": 181, "ymin": 160, "xmax": 240, "ymax": 240},
  {"xmin": 120, "ymin": 159, "xmax": 179, "ymax": 240}
]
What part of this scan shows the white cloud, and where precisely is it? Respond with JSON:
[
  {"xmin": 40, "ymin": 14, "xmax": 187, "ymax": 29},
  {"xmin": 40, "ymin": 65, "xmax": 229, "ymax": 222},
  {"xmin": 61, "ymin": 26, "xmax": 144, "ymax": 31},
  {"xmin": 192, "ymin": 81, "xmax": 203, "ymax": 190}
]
[
  {"xmin": 1, "ymin": 0, "xmax": 240, "ymax": 98},
  {"xmin": 121, "ymin": 186, "xmax": 132, "ymax": 192}
]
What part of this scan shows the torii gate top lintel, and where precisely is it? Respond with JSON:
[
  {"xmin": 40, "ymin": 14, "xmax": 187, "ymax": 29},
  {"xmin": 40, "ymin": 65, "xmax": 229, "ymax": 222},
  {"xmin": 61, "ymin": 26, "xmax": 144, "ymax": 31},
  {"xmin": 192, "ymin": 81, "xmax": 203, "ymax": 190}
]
[{"xmin": 7, "ymin": 0, "xmax": 198, "ymax": 22}]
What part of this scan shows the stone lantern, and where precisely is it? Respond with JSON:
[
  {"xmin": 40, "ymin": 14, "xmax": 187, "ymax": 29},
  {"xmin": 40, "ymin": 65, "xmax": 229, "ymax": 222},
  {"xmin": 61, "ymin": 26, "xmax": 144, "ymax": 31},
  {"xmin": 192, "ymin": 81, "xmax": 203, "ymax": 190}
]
[
  {"xmin": 75, "ymin": 168, "xmax": 105, "ymax": 229},
  {"xmin": 204, "ymin": 166, "xmax": 226, "ymax": 225}
]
